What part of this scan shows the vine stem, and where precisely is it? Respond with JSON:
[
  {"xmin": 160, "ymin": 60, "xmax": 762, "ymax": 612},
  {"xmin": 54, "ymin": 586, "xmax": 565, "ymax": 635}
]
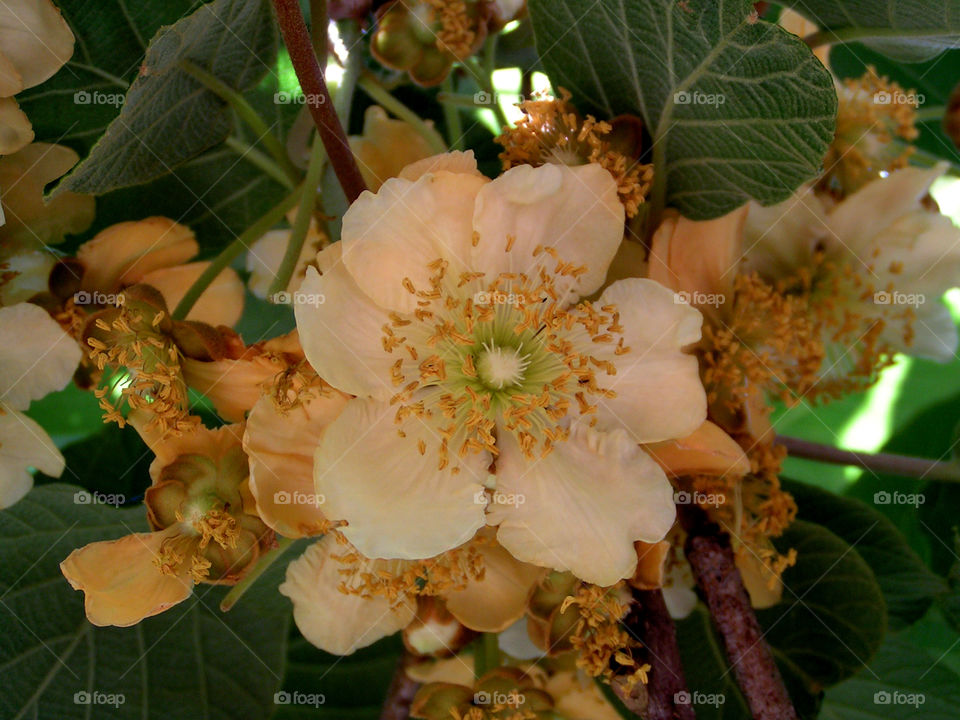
[
  {"xmin": 220, "ymin": 537, "xmax": 295, "ymax": 611},
  {"xmin": 359, "ymin": 75, "xmax": 448, "ymax": 154},
  {"xmin": 440, "ymin": 74, "xmax": 465, "ymax": 151},
  {"xmin": 379, "ymin": 654, "xmax": 421, "ymax": 720},
  {"xmin": 803, "ymin": 26, "xmax": 947, "ymax": 49},
  {"xmin": 473, "ymin": 632, "xmax": 500, "ymax": 679},
  {"xmin": 777, "ymin": 435, "xmax": 960, "ymax": 482},
  {"xmin": 172, "ymin": 187, "xmax": 302, "ymax": 320},
  {"xmin": 272, "ymin": 0, "xmax": 367, "ymax": 203},
  {"xmin": 179, "ymin": 59, "xmax": 300, "ymax": 185}
]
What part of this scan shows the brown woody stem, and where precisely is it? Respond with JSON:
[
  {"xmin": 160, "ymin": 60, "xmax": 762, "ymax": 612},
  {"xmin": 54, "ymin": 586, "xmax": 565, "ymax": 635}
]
[
  {"xmin": 272, "ymin": 0, "xmax": 367, "ymax": 203},
  {"xmin": 380, "ymin": 654, "xmax": 421, "ymax": 720},
  {"xmin": 681, "ymin": 507, "xmax": 798, "ymax": 720}
]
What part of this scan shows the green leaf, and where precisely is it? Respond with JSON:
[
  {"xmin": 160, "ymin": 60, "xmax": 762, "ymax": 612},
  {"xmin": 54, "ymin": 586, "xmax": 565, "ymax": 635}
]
[
  {"xmin": 757, "ymin": 520, "xmax": 887, "ymax": 688},
  {"xmin": 527, "ymin": 0, "xmax": 837, "ymax": 219},
  {"xmin": 820, "ymin": 635, "xmax": 960, "ymax": 719},
  {"xmin": 0, "ymin": 484, "xmax": 290, "ymax": 720},
  {"xmin": 56, "ymin": 0, "xmax": 278, "ymax": 196},
  {"xmin": 783, "ymin": 479, "xmax": 946, "ymax": 628},
  {"xmin": 784, "ymin": 1, "xmax": 960, "ymax": 62}
]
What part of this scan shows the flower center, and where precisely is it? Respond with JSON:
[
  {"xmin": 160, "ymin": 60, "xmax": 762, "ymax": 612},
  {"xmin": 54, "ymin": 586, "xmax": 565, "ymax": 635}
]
[{"xmin": 476, "ymin": 341, "xmax": 530, "ymax": 390}]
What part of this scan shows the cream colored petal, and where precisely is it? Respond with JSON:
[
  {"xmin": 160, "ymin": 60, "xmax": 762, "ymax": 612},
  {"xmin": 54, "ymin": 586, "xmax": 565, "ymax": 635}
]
[
  {"xmin": 78, "ymin": 217, "xmax": 198, "ymax": 292},
  {"xmin": 631, "ymin": 540, "xmax": 670, "ymax": 590},
  {"xmin": 244, "ymin": 387, "xmax": 349, "ymax": 537},
  {"xmin": 741, "ymin": 186, "xmax": 829, "ymax": 281},
  {"xmin": 0, "ymin": 406, "xmax": 63, "ymax": 508},
  {"xmin": 398, "ymin": 150, "xmax": 481, "ymax": 181},
  {"xmin": 0, "ymin": 50, "xmax": 22, "ymax": 96},
  {"xmin": 903, "ymin": 302, "xmax": 958, "ymax": 362},
  {"xmin": 138, "ymin": 262, "xmax": 243, "ymax": 328},
  {"xmin": 279, "ymin": 536, "xmax": 415, "ymax": 655},
  {"xmin": 0, "ymin": 96, "xmax": 33, "ymax": 154},
  {"xmin": 60, "ymin": 527, "xmax": 194, "ymax": 627},
  {"xmin": 444, "ymin": 541, "xmax": 543, "ymax": 632},
  {"xmin": 350, "ymin": 105, "xmax": 436, "ymax": 191},
  {"xmin": 294, "ymin": 245, "xmax": 396, "ymax": 401},
  {"xmin": 0, "ymin": 249, "xmax": 54, "ymax": 305},
  {"xmin": 471, "ymin": 163, "xmax": 624, "ymax": 302},
  {"xmin": 0, "ymin": 0, "xmax": 74, "ymax": 91},
  {"xmin": 589, "ymin": 283, "xmax": 706, "ymax": 443},
  {"xmin": 0, "ymin": 302, "xmax": 81, "ymax": 411},
  {"xmin": 181, "ymin": 355, "xmax": 280, "ymax": 423},
  {"xmin": 340, "ymin": 170, "xmax": 488, "ymax": 314},
  {"xmin": 489, "ymin": 423, "xmax": 676, "ymax": 587},
  {"xmin": 245, "ymin": 222, "xmax": 323, "ymax": 298},
  {"xmin": 406, "ymin": 654, "xmax": 476, "ymax": 685},
  {"xmin": 644, "ymin": 420, "xmax": 749, "ymax": 478},
  {"xmin": 315, "ymin": 396, "xmax": 489, "ymax": 560},
  {"xmin": 0, "ymin": 142, "xmax": 94, "ymax": 246},
  {"xmin": 736, "ymin": 549, "xmax": 783, "ymax": 610},
  {"xmin": 546, "ymin": 671, "xmax": 623, "ymax": 720}
]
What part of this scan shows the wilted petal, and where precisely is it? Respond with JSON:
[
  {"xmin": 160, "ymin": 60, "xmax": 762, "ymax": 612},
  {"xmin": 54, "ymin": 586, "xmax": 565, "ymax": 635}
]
[
  {"xmin": 60, "ymin": 527, "xmax": 193, "ymax": 627},
  {"xmin": 488, "ymin": 423, "xmax": 676, "ymax": 587},
  {"xmin": 0, "ymin": 406, "xmax": 63, "ymax": 508},
  {"xmin": 139, "ymin": 262, "xmax": 244, "ymax": 328},
  {"xmin": 315, "ymin": 396, "xmax": 488, "ymax": 560},
  {"xmin": 0, "ymin": 302, "xmax": 81, "ymax": 411},
  {"xmin": 279, "ymin": 536, "xmax": 415, "ymax": 654},
  {"xmin": 472, "ymin": 163, "xmax": 623, "ymax": 302},
  {"xmin": 244, "ymin": 386, "xmax": 349, "ymax": 537}
]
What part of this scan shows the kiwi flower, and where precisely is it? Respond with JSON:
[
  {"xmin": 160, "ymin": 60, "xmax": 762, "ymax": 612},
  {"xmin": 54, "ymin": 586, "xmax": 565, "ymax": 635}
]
[{"xmin": 294, "ymin": 152, "xmax": 707, "ymax": 586}]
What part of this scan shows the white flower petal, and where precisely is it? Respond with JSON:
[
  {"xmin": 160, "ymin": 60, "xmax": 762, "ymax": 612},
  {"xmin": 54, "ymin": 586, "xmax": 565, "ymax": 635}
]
[
  {"xmin": 488, "ymin": 423, "xmax": 676, "ymax": 586},
  {"xmin": 398, "ymin": 150, "xmax": 481, "ymax": 181},
  {"xmin": 0, "ymin": 406, "xmax": 63, "ymax": 508},
  {"xmin": 138, "ymin": 262, "xmax": 244, "ymax": 328},
  {"xmin": 314, "ymin": 396, "xmax": 489, "ymax": 560},
  {"xmin": 0, "ymin": 96, "xmax": 33, "ymax": 154},
  {"xmin": 599, "ymin": 277, "xmax": 703, "ymax": 350},
  {"xmin": 341, "ymin": 169, "xmax": 489, "ymax": 314},
  {"xmin": 0, "ymin": 0, "xmax": 74, "ymax": 92},
  {"xmin": 0, "ymin": 302, "xmax": 81, "ymax": 411},
  {"xmin": 279, "ymin": 536, "xmax": 415, "ymax": 655},
  {"xmin": 471, "ymin": 163, "xmax": 624, "ymax": 302},
  {"xmin": 294, "ymin": 245, "xmax": 395, "ymax": 401}
]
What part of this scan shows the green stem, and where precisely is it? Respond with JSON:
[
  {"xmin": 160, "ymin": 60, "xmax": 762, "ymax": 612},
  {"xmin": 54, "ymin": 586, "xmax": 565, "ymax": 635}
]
[
  {"xmin": 804, "ymin": 26, "xmax": 951, "ymax": 49},
  {"xmin": 463, "ymin": 56, "xmax": 510, "ymax": 130},
  {"xmin": 777, "ymin": 435, "xmax": 960, "ymax": 482},
  {"xmin": 172, "ymin": 187, "xmax": 302, "ymax": 320},
  {"xmin": 914, "ymin": 105, "xmax": 945, "ymax": 123},
  {"xmin": 224, "ymin": 136, "xmax": 295, "ymax": 189},
  {"xmin": 335, "ymin": 20, "xmax": 362, "ymax": 127},
  {"xmin": 647, "ymin": 134, "xmax": 668, "ymax": 239},
  {"xmin": 220, "ymin": 537, "xmax": 296, "ymax": 611},
  {"xmin": 179, "ymin": 59, "xmax": 300, "ymax": 185},
  {"xmin": 473, "ymin": 632, "xmax": 500, "ymax": 679},
  {"xmin": 441, "ymin": 74, "xmax": 465, "ymax": 150},
  {"xmin": 358, "ymin": 75, "xmax": 448, "ymax": 154},
  {"xmin": 268, "ymin": 135, "xmax": 327, "ymax": 296}
]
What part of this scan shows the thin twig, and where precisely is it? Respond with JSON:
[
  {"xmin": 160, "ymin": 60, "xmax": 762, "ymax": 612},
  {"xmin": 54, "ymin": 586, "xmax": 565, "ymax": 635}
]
[
  {"xmin": 777, "ymin": 435, "xmax": 960, "ymax": 482},
  {"xmin": 380, "ymin": 654, "xmax": 421, "ymax": 720},
  {"xmin": 272, "ymin": 0, "xmax": 367, "ymax": 203}
]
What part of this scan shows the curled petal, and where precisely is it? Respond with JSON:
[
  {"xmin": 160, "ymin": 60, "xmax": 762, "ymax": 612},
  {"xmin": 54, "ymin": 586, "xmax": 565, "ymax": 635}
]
[
  {"xmin": 279, "ymin": 536, "xmax": 415, "ymax": 654},
  {"xmin": 644, "ymin": 420, "xmax": 749, "ymax": 478},
  {"xmin": 60, "ymin": 527, "xmax": 193, "ymax": 627}
]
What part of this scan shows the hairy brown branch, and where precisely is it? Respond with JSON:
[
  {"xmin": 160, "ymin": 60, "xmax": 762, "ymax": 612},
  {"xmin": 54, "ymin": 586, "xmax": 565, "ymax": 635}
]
[
  {"xmin": 272, "ymin": 0, "xmax": 367, "ymax": 203},
  {"xmin": 681, "ymin": 508, "xmax": 798, "ymax": 720},
  {"xmin": 380, "ymin": 654, "xmax": 421, "ymax": 720}
]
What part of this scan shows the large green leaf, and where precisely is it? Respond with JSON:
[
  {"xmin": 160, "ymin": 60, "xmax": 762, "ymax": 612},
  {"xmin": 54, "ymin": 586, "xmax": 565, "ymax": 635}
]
[
  {"xmin": 527, "ymin": 0, "xmax": 837, "ymax": 219},
  {"xmin": 0, "ymin": 484, "xmax": 290, "ymax": 720},
  {"xmin": 758, "ymin": 520, "xmax": 887, "ymax": 689},
  {"xmin": 56, "ymin": 0, "xmax": 278, "ymax": 196},
  {"xmin": 785, "ymin": 1, "xmax": 960, "ymax": 62},
  {"xmin": 783, "ymin": 479, "xmax": 945, "ymax": 628},
  {"xmin": 820, "ymin": 635, "xmax": 960, "ymax": 720}
]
